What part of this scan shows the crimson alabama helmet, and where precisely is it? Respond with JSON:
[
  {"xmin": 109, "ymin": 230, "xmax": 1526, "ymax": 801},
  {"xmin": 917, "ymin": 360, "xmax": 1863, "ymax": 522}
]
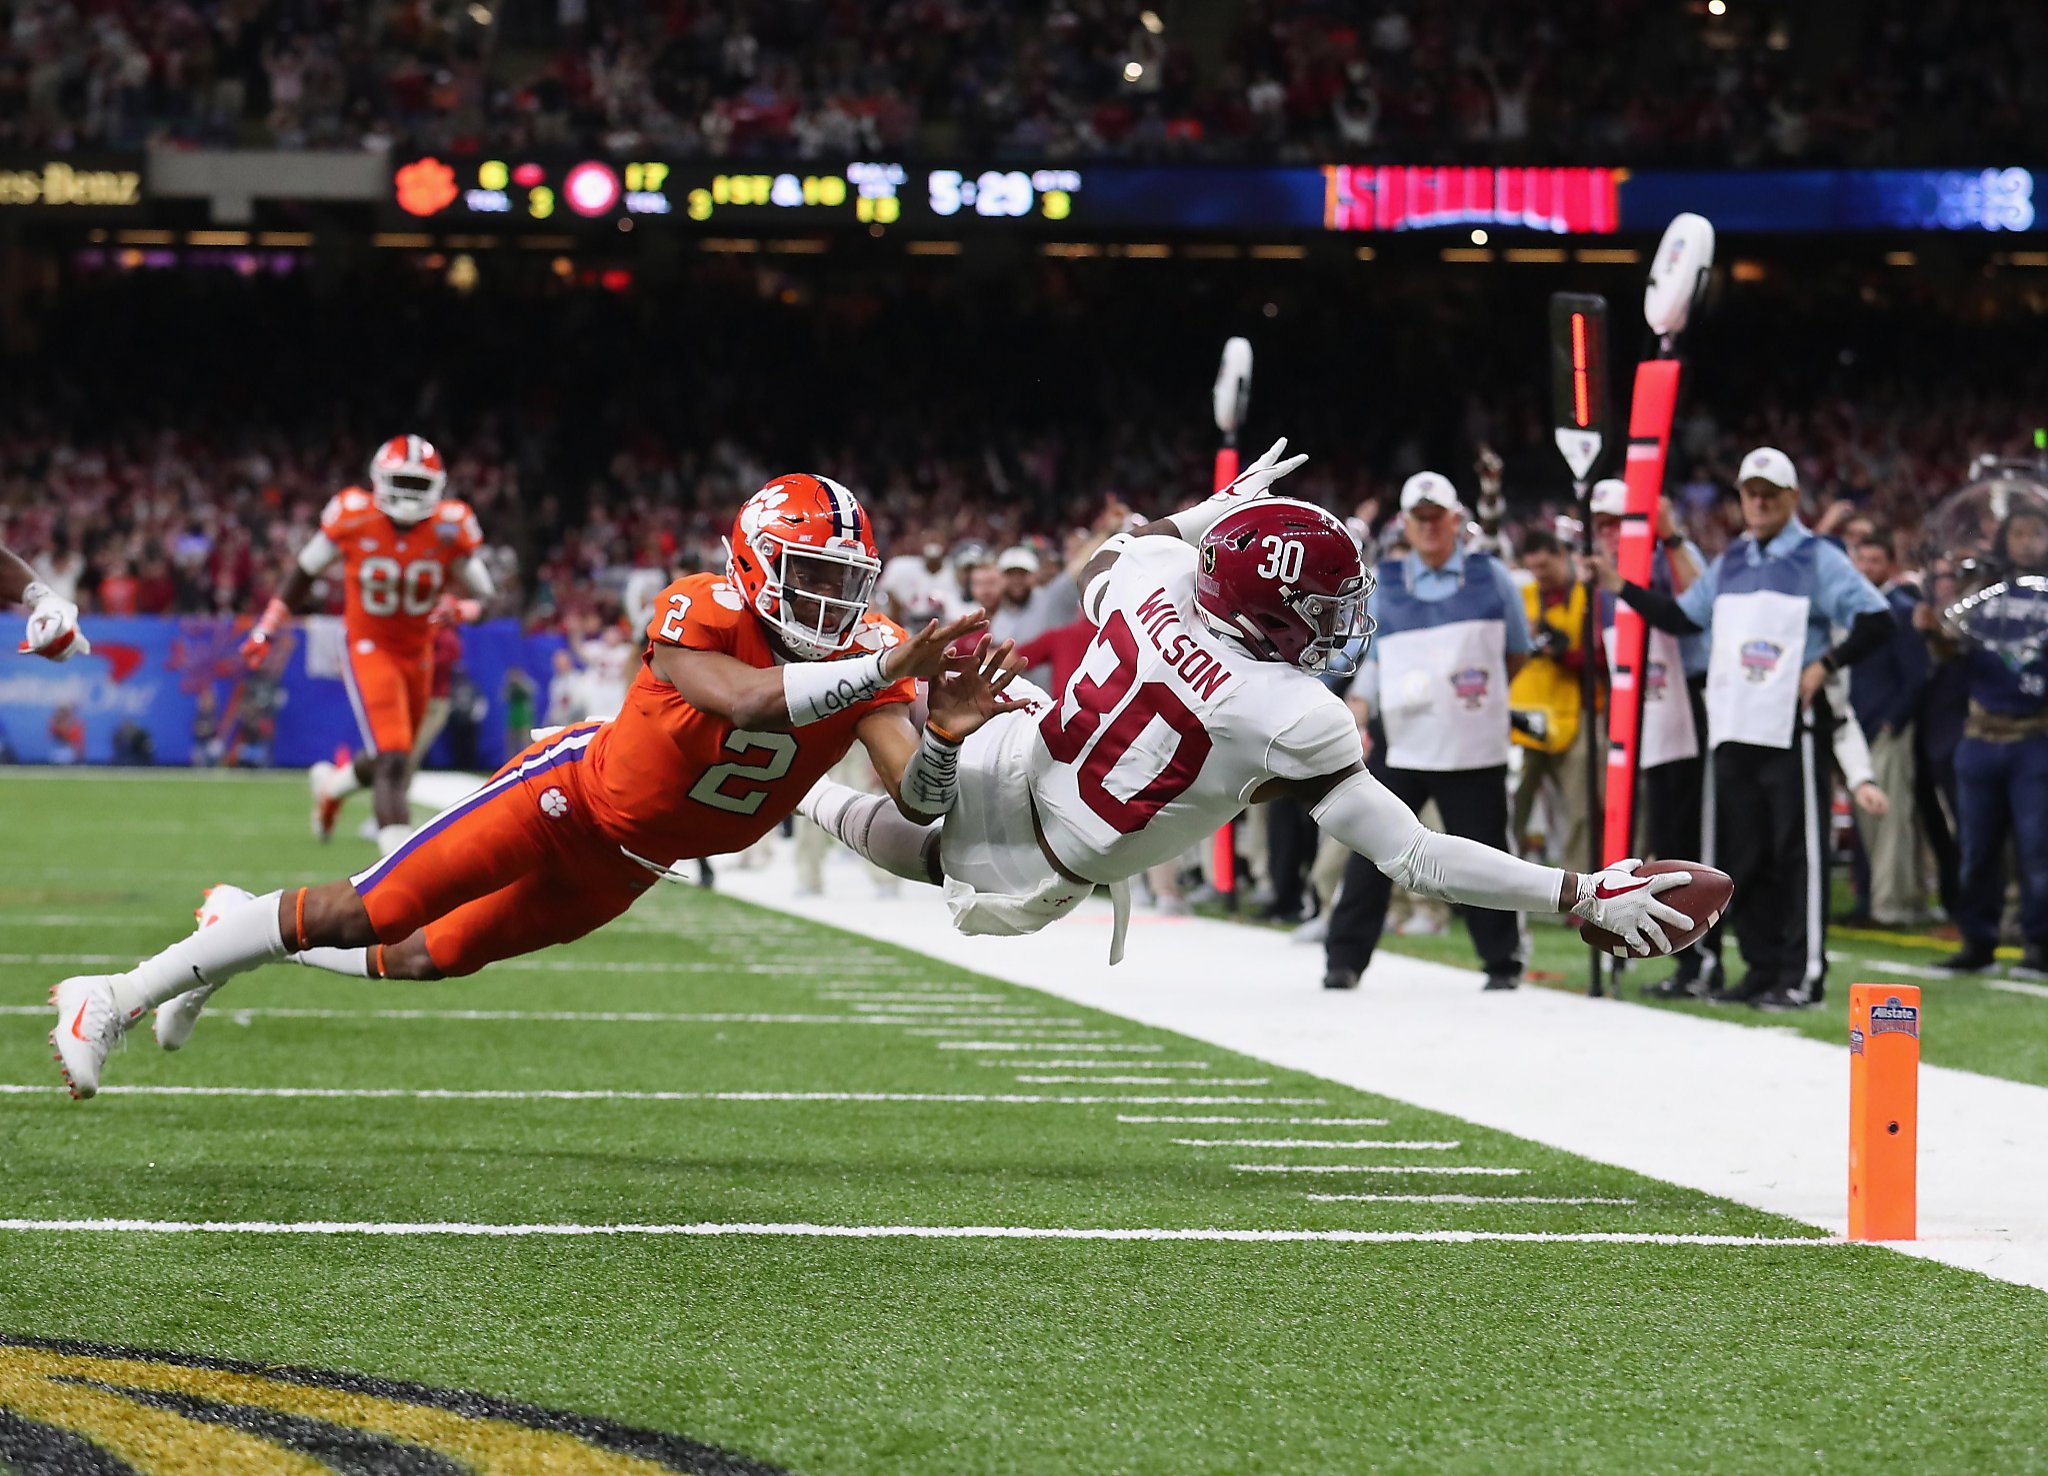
[
  {"xmin": 727, "ymin": 474, "xmax": 883, "ymax": 660},
  {"xmin": 1195, "ymin": 499, "xmax": 1374, "ymax": 673},
  {"xmin": 368, "ymin": 434, "xmax": 447, "ymax": 524}
]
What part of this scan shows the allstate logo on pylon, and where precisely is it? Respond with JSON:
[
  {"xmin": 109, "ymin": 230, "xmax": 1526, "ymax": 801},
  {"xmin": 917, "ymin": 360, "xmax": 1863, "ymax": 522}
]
[
  {"xmin": 539, "ymin": 787, "xmax": 570, "ymax": 819},
  {"xmin": 1869, "ymin": 997, "xmax": 1920, "ymax": 1039}
]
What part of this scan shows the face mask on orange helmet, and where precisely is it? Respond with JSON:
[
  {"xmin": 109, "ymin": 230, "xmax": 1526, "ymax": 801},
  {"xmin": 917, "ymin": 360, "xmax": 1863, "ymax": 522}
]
[
  {"xmin": 726, "ymin": 475, "xmax": 882, "ymax": 660},
  {"xmin": 369, "ymin": 434, "xmax": 447, "ymax": 525}
]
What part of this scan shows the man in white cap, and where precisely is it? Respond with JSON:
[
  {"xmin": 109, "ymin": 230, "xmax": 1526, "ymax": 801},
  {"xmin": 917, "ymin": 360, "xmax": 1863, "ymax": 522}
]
[
  {"xmin": 1589, "ymin": 478, "xmax": 1712, "ymax": 997},
  {"xmin": 990, "ymin": 542, "xmax": 1079, "ymax": 691},
  {"xmin": 1323, "ymin": 469, "xmax": 1532, "ymax": 991},
  {"xmin": 1586, "ymin": 446, "xmax": 1891, "ymax": 1010}
]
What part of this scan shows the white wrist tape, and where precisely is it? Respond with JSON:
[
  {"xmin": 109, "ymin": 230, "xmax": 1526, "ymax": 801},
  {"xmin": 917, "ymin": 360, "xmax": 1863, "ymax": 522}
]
[
  {"xmin": 783, "ymin": 651, "xmax": 889, "ymax": 726},
  {"xmin": 901, "ymin": 726, "xmax": 964, "ymax": 816},
  {"xmin": 21, "ymin": 580, "xmax": 54, "ymax": 609},
  {"xmin": 1169, "ymin": 492, "xmax": 1246, "ymax": 546}
]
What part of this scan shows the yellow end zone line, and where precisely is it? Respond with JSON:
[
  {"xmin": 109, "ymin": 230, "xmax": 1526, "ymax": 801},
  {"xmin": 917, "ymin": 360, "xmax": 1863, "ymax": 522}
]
[{"xmin": 1832, "ymin": 924, "xmax": 2023, "ymax": 961}]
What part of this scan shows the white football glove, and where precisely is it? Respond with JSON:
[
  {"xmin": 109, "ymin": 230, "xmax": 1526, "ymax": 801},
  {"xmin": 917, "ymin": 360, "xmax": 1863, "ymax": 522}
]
[
  {"xmin": 1171, "ymin": 437, "xmax": 1310, "ymax": 545},
  {"xmin": 19, "ymin": 582, "xmax": 87, "ymax": 662},
  {"xmin": 1569, "ymin": 858, "xmax": 1695, "ymax": 957}
]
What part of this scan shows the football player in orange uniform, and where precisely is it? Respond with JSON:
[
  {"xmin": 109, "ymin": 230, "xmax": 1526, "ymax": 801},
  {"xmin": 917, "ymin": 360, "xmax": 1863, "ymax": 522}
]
[
  {"xmin": 51, "ymin": 475, "xmax": 1018, "ymax": 1097},
  {"xmin": 240, "ymin": 435, "xmax": 497, "ymax": 855}
]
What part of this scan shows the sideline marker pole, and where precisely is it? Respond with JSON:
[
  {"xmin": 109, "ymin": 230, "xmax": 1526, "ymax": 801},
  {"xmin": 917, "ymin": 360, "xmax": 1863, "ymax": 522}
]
[
  {"xmin": 1848, "ymin": 982, "xmax": 1919, "ymax": 1242},
  {"xmin": 1210, "ymin": 338, "xmax": 1252, "ymax": 912}
]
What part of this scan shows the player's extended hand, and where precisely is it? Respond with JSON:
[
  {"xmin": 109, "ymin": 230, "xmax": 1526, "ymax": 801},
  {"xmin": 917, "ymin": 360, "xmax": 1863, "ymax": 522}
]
[
  {"xmin": 1569, "ymin": 859, "xmax": 1696, "ymax": 958},
  {"xmin": 883, "ymin": 608, "xmax": 992, "ymax": 683},
  {"xmin": 926, "ymin": 638, "xmax": 1029, "ymax": 741},
  {"xmin": 431, "ymin": 594, "xmax": 484, "ymax": 627},
  {"xmin": 20, "ymin": 590, "xmax": 86, "ymax": 661},
  {"xmin": 1216, "ymin": 437, "xmax": 1308, "ymax": 503}
]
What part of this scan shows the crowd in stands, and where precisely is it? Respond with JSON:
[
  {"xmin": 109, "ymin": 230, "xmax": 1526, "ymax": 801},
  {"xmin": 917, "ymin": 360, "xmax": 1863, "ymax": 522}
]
[{"xmin": 4, "ymin": 0, "xmax": 2042, "ymax": 165}]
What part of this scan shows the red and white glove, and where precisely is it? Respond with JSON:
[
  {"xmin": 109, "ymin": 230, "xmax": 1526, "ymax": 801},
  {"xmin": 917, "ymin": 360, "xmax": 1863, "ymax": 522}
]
[
  {"xmin": 19, "ymin": 582, "xmax": 87, "ymax": 661},
  {"xmin": 430, "ymin": 593, "xmax": 483, "ymax": 627},
  {"xmin": 1170, "ymin": 437, "xmax": 1310, "ymax": 544},
  {"xmin": 1569, "ymin": 858, "xmax": 1695, "ymax": 957},
  {"xmin": 240, "ymin": 597, "xmax": 291, "ymax": 670}
]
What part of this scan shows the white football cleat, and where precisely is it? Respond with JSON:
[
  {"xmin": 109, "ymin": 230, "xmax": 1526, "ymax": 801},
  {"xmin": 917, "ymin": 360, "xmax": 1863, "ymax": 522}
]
[
  {"xmin": 153, "ymin": 884, "xmax": 250, "ymax": 1050},
  {"xmin": 50, "ymin": 975, "xmax": 127, "ymax": 1099}
]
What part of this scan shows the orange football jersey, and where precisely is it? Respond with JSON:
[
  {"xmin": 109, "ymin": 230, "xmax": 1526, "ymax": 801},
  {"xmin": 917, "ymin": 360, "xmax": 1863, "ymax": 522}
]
[
  {"xmin": 578, "ymin": 572, "xmax": 915, "ymax": 865},
  {"xmin": 319, "ymin": 487, "xmax": 484, "ymax": 659}
]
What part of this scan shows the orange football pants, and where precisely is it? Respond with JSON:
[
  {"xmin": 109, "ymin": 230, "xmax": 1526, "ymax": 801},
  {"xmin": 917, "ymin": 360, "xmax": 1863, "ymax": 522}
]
[
  {"xmin": 347, "ymin": 724, "xmax": 655, "ymax": 976},
  {"xmin": 342, "ymin": 641, "xmax": 433, "ymax": 756}
]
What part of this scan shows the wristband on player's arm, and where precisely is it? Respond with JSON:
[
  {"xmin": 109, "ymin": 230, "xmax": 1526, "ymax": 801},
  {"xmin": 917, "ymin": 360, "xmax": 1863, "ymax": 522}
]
[
  {"xmin": 782, "ymin": 650, "xmax": 889, "ymax": 727},
  {"xmin": 901, "ymin": 722, "xmax": 964, "ymax": 816}
]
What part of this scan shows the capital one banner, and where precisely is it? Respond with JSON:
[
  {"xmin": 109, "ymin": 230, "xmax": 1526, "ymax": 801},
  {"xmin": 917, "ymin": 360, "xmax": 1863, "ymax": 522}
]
[{"xmin": 0, "ymin": 616, "xmax": 566, "ymax": 770}]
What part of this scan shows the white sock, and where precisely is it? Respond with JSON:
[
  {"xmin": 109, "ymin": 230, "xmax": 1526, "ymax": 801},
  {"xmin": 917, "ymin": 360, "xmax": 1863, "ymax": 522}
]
[
  {"xmin": 375, "ymin": 824, "xmax": 411, "ymax": 856},
  {"xmin": 111, "ymin": 890, "xmax": 287, "ymax": 1018},
  {"xmin": 408, "ymin": 770, "xmax": 478, "ymax": 813},
  {"xmin": 326, "ymin": 761, "xmax": 363, "ymax": 800},
  {"xmin": 801, "ymin": 781, "xmax": 940, "ymax": 885},
  {"xmin": 291, "ymin": 946, "xmax": 372, "ymax": 977}
]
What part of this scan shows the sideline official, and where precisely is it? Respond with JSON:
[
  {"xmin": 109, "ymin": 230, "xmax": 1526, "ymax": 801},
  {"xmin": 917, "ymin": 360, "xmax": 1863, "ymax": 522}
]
[
  {"xmin": 1589, "ymin": 479, "xmax": 1710, "ymax": 997},
  {"xmin": 1589, "ymin": 448, "xmax": 1890, "ymax": 1009},
  {"xmin": 1324, "ymin": 471, "xmax": 1531, "ymax": 992}
]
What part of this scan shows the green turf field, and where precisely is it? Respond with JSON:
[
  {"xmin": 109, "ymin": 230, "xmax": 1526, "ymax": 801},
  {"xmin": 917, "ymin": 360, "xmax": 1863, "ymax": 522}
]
[{"xmin": 4, "ymin": 772, "xmax": 2047, "ymax": 1474}]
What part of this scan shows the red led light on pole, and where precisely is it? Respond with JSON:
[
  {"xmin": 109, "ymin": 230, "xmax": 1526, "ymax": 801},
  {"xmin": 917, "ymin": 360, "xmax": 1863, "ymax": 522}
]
[{"xmin": 1571, "ymin": 311, "xmax": 1591, "ymax": 427}]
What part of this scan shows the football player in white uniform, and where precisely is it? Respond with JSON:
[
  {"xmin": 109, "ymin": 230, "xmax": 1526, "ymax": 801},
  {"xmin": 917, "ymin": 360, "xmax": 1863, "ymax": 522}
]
[{"xmin": 802, "ymin": 440, "xmax": 1699, "ymax": 968}]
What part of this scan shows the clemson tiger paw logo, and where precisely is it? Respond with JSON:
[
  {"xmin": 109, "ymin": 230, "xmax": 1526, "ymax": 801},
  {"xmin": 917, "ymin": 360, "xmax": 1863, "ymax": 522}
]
[{"xmin": 539, "ymin": 787, "xmax": 569, "ymax": 819}]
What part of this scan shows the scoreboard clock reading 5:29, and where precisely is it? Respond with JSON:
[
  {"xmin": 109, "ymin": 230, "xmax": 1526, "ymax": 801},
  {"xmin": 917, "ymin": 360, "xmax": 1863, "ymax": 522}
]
[{"xmin": 390, "ymin": 156, "xmax": 1082, "ymax": 226}]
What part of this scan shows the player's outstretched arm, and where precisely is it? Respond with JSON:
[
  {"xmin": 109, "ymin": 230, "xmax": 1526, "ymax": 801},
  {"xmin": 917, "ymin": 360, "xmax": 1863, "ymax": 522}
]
[
  {"xmin": 654, "ymin": 608, "xmax": 992, "ymax": 733},
  {"xmin": 857, "ymin": 639, "xmax": 1027, "ymax": 823},
  {"xmin": 5, "ymin": 541, "xmax": 87, "ymax": 661},
  {"xmin": 1264, "ymin": 766, "xmax": 1695, "ymax": 956},
  {"xmin": 241, "ymin": 533, "xmax": 339, "ymax": 669}
]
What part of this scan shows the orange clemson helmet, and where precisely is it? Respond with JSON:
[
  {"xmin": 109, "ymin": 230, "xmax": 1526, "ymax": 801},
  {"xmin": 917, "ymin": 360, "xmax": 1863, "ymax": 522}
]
[
  {"xmin": 726, "ymin": 474, "xmax": 882, "ymax": 660},
  {"xmin": 369, "ymin": 434, "xmax": 447, "ymax": 525}
]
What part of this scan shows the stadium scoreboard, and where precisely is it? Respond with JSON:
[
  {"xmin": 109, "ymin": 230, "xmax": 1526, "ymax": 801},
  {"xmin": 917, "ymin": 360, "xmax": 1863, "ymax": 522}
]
[{"xmin": 388, "ymin": 155, "xmax": 2042, "ymax": 236}]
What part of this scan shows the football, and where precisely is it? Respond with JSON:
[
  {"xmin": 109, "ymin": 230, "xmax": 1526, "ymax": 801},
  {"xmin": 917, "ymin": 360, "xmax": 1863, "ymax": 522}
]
[{"xmin": 1579, "ymin": 859, "xmax": 1733, "ymax": 958}]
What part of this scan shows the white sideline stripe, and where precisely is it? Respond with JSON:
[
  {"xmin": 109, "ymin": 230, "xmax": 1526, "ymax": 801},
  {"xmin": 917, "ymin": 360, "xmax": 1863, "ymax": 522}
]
[
  {"xmin": 941, "ymin": 1041, "xmax": 1158, "ymax": 1053},
  {"xmin": 847, "ymin": 1002, "xmax": 1042, "ymax": 1015},
  {"xmin": 1177, "ymin": 1139, "xmax": 1459, "ymax": 1150},
  {"xmin": 1016, "ymin": 1075, "xmax": 1269, "ymax": 1086},
  {"xmin": 0, "ymin": 1084, "xmax": 1326, "ymax": 1106},
  {"xmin": 0, "ymin": 1005, "xmax": 1044, "ymax": 1028},
  {"xmin": 983, "ymin": 1060, "xmax": 1207, "ymax": 1070},
  {"xmin": 1235, "ymin": 1164, "xmax": 1526, "ymax": 1177},
  {"xmin": 0, "ymin": 1218, "xmax": 1831, "ymax": 1247},
  {"xmin": 1118, "ymin": 1115, "xmax": 1391, "ymax": 1126},
  {"xmin": 1987, "ymin": 979, "xmax": 2048, "ymax": 1001},
  {"xmin": 1306, "ymin": 1194, "xmax": 1638, "ymax": 1206}
]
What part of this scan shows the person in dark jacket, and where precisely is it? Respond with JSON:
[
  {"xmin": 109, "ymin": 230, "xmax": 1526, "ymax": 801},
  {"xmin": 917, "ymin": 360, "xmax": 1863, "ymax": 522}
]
[{"xmin": 1845, "ymin": 537, "xmax": 1929, "ymax": 925}]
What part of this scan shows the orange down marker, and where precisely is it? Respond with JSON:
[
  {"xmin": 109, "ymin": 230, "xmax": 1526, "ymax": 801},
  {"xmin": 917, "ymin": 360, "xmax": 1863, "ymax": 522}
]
[{"xmin": 1848, "ymin": 983, "xmax": 1919, "ymax": 1241}]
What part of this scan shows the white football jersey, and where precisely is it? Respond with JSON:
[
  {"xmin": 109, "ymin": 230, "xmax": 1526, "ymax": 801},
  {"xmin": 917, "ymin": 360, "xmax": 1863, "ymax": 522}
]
[{"xmin": 1027, "ymin": 537, "xmax": 1363, "ymax": 884}]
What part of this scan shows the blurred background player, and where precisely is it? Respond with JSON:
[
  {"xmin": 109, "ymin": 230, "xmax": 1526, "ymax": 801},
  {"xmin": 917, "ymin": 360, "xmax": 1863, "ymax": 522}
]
[
  {"xmin": 49, "ymin": 475, "xmax": 1008, "ymax": 1099},
  {"xmin": 240, "ymin": 435, "xmax": 496, "ymax": 855},
  {"xmin": 5, "ymin": 541, "xmax": 88, "ymax": 662}
]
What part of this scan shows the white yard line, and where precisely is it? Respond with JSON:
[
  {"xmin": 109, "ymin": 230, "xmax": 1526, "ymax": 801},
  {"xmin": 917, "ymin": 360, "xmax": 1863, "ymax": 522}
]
[
  {"xmin": 0, "ymin": 1005, "xmax": 1049, "ymax": 1028},
  {"xmin": 1176, "ymin": 1138, "xmax": 1459, "ymax": 1150},
  {"xmin": 903, "ymin": 1028, "xmax": 1125, "ymax": 1040},
  {"xmin": 1234, "ymin": 1164, "xmax": 1526, "ymax": 1176},
  {"xmin": 0, "ymin": 1217, "xmax": 1832, "ymax": 1247},
  {"xmin": 0, "ymin": 1084, "xmax": 1330, "ymax": 1106},
  {"xmin": 1016, "ymin": 1075, "xmax": 1269, "ymax": 1086},
  {"xmin": 984, "ymin": 1060, "xmax": 1208, "ymax": 1070},
  {"xmin": 717, "ymin": 853, "xmax": 2048, "ymax": 1294},
  {"xmin": 1118, "ymin": 1115, "xmax": 1391, "ymax": 1126},
  {"xmin": 1305, "ymin": 1193, "xmax": 1636, "ymax": 1206},
  {"xmin": 940, "ymin": 1041, "xmax": 1158, "ymax": 1052},
  {"xmin": 1987, "ymin": 979, "xmax": 2048, "ymax": 1001}
]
